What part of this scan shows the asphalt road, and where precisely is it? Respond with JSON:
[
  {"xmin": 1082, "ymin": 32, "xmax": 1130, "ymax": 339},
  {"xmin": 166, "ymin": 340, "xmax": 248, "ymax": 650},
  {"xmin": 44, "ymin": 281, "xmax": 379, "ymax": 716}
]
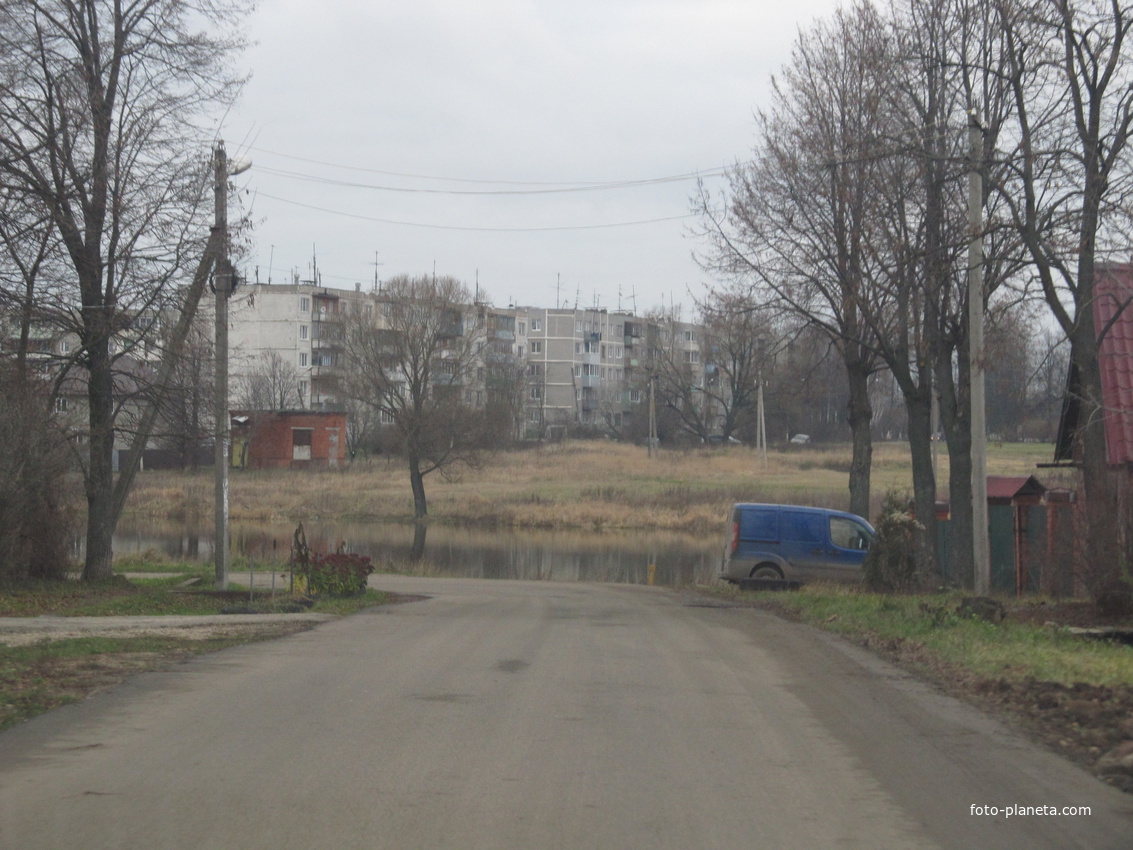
[{"xmin": 1, "ymin": 576, "xmax": 1130, "ymax": 849}]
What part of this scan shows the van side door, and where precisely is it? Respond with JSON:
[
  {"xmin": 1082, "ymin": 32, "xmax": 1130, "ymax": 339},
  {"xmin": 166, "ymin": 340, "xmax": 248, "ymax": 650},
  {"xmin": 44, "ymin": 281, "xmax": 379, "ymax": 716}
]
[{"xmin": 778, "ymin": 509, "xmax": 829, "ymax": 580}]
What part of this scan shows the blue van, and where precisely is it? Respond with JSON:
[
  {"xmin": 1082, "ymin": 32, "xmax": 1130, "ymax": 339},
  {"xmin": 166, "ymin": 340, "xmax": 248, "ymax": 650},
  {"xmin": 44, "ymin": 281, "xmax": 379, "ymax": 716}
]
[{"xmin": 721, "ymin": 503, "xmax": 874, "ymax": 584}]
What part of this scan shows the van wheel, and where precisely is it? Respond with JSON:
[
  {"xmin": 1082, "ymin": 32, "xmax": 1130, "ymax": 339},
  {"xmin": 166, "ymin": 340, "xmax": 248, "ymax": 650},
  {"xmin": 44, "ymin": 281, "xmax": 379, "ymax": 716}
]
[{"xmin": 751, "ymin": 564, "xmax": 783, "ymax": 580}]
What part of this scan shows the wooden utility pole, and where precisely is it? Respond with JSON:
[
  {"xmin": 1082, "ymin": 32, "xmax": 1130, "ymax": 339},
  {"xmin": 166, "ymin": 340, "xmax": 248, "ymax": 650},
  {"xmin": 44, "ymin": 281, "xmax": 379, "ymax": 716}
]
[{"xmin": 968, "ymin": 108, "xmax": 990, "ymax": 595}]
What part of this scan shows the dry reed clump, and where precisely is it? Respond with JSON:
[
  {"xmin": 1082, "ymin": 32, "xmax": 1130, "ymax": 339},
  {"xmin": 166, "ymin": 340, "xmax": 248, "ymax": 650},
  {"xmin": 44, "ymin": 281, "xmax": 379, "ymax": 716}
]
[{"xmin": 132, "ymin": 485, "xmax": 210, "ymax": 521}]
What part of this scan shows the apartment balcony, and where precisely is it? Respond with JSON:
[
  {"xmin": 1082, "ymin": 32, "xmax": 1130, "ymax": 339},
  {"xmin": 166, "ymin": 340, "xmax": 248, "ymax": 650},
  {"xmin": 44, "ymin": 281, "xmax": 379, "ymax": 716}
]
[
  {"xmin": 581, "ymin": 351, "xmax": 601, "ymax": 366},
  {"xmin": 580, "ymin": 375, "xmax": 601, "ymax": 389}
]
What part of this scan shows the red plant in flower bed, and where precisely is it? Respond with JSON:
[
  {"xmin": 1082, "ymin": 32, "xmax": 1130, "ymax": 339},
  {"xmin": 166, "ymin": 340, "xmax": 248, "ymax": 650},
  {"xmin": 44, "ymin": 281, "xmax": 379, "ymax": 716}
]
[{"xmin": 305, "ymin": 552, "xmax": 374, "ymax": 596}]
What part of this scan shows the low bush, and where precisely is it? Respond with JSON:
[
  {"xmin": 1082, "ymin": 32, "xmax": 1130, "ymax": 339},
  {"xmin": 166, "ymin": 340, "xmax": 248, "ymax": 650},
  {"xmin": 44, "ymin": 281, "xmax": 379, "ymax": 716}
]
[
  {"xmin": 863, "ymin": 491, "xmax": 921, "ymax": 593},
  {"xmin": 301, "ymin": 552, "xmax": 375, "ymax": 597}
]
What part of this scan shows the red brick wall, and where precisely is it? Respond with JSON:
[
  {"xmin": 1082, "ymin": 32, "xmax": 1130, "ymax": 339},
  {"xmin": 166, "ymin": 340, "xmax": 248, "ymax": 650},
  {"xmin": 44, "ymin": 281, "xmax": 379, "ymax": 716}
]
[{"xmin": 231, "ymin": 411, "xmax": 347, "ymax": 470}]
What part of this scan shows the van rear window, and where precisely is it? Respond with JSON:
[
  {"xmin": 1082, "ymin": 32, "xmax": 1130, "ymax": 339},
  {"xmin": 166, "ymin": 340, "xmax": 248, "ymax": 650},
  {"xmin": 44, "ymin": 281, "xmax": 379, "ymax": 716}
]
[{"xmin": 739, "ymin": 508, "xmax": 777, "ymax": 541}]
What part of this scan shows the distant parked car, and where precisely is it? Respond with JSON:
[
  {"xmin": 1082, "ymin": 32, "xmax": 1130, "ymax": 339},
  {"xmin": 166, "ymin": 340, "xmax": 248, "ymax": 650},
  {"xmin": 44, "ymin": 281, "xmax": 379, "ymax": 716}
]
[
  {"xmin": 721, "ymin": 503, "xmax": 874, "ymax": 584},
  {"xmin": 705, "ymin": 434, "xmax": 741, "ymax": 445}
]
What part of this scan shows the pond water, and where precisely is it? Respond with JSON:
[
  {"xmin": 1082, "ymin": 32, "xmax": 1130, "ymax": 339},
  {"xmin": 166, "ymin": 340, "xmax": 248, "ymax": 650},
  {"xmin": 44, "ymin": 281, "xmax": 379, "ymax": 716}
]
[{"xmin": 111, "ymin": 519, "xmax": 724, "ymax": 587}]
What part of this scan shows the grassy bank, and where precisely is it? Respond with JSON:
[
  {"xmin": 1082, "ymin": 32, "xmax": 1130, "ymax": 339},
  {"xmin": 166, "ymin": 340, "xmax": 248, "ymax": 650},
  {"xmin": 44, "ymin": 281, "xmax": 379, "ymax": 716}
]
[
  {"xmin": 124, "ymin": 440, "xmax": 1062, "ymax": 533},
  {"xmin": 724, "ymin": 583, "xmax": 1133, "ymax": 687},
  {"xmin": 705, "ymin": 582, "xmax": 1133, "ymax": 785},
  {"xmin": 0, "ymin": 568, "xmax": 394, "ymax": 730}
]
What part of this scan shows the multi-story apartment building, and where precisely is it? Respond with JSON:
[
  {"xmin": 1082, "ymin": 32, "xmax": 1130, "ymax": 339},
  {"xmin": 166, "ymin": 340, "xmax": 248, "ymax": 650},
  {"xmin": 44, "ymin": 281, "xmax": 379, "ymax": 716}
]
[
  {"xmin": 228, "ymin": 281, "xmax": 351, "ymax": 411},
  {"xmin": 516, "ymin": 307, "xmax": 710, "ymax": 440},
  {"xmin": 223, "ymin": 282, "xmax": 711, "ymax": 443}
]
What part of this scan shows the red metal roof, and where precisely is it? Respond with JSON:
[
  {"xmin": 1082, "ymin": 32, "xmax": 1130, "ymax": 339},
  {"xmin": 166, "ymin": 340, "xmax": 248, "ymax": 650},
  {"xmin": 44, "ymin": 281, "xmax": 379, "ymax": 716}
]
[
  {"xmin": 986, "ymin": 475, "xmax": 1046, "ymax": 503},
  {"xmin": 1094, "ymin": 264, "xmax": 1133, "ymax": 465}
]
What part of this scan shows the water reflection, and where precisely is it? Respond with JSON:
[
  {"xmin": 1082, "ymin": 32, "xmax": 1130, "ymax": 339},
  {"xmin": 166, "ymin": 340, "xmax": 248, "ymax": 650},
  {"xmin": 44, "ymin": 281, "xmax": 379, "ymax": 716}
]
[{"xmin": 111, "ymin": 519, "xmax": 722, "ymax": 587}]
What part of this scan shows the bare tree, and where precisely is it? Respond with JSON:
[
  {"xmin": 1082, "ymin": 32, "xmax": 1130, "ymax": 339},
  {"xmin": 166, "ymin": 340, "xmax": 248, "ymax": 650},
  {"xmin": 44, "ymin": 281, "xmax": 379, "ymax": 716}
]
[
  {"xmin": 0, "ymin": 0, "xmax": 248, "ymax": 579},
  {"xmin": 342, "ymin": 274, "xmax": 485, "ymax": 520},
  {"xmin": 645, "ymin": 312, "xmax": 714, "ymax": 444},
  {"xmin": 696, "ymin": 2, "xmax": 889, "ymax": 517},
  {"xmin": 995, "ymin": 0, "xmax": 1133, "ymax": 598},
  {"xmin": 697, "ymin": 284, "xmax": 775, "ymax": 443},
  {"xmin": 237, "ymin": 350, "xmax": 303, "ymax": 411}
]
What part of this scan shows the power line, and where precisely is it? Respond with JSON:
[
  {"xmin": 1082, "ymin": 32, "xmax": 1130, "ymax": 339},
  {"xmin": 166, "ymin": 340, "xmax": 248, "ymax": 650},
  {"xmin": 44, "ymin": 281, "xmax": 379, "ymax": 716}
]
[
  {"xmin": 254, "ymin": 191, "xmax": 699, "ymax": 232},
  {"xmin": 248, "ymin": 145, "xmax": 730, "ymax": 189},
  {"xmin": 254, "ymin": 164, "xmax": 722, "ymax": 195}
]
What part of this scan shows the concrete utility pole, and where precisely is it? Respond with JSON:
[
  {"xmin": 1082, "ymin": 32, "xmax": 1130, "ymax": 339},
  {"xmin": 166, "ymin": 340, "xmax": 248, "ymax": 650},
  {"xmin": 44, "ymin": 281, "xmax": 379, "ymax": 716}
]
[
  {"xmin": 213, "ymin": 141, "xmax": 250, "ymax": 590},
  {"xmin": 968, "ymin": 108, "xmax": 991, "ymax": 595},
  {"xmin": 213, "ymin": 143, "xmax": 232, "ymax": 589},
  {"xmin": 756, "ymin": 371, "xmax": 767, "ymax": 470},
  {"xmin": 648, "ymin": 377, "xmax": 657, "ymax": 458}
]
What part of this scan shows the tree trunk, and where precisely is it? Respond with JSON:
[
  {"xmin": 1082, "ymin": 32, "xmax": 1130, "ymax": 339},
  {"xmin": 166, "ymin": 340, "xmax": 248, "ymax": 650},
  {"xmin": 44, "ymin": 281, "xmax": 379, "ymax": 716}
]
[
  {"xmin": 82, "ymin": 337, "xmax": 116, "ymax": 580},
  {"xmin": 846, "ymin": 359, "xmax": 873, "ymax": 519},
  {"xmin": 410, "ymin": 522, "xmax": 428, "ymax": 562},
  {"xmin": 1073, "ymin": 331, "xmax": 1122, "ymax": 596},
  {"xmin": 409, "ymin": 455, "xmax": 428, "ymax": 520},
  {"xmin": 905, "ymin": 388, "xmax": 939, "ymax": 588}
]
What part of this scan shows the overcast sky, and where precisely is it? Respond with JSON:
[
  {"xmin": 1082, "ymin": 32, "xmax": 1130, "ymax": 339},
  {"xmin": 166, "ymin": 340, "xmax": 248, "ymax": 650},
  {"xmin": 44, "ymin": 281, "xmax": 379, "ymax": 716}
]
[{"xmin": 226, "ymin": 0, "xmax": 844, "ymax": 316}]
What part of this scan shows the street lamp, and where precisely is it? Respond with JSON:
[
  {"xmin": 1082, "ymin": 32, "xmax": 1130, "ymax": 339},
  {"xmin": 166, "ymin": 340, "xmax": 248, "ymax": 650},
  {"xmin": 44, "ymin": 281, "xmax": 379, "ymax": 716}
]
[{"xmin": 214, "ymin": 141, "xmax": 250, "ymax": 590}]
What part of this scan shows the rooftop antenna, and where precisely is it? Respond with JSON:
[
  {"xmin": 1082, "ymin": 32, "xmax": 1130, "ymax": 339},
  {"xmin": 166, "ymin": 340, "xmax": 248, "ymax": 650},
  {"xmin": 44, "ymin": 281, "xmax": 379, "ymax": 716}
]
[
  {"xmin": 372, "ymin": 250, "xmax": 383, "ymax": 291},
  {"xmin": 267, "ymin": 244, "xmax": 274, "ymax": 285},
  {"xmin": 574, "ymin": 281, "xmax": 580, "ymax": 311},
  {"xmin": 556, "ymin": 273, "xmax": 561, "ymax": 309},
  {"xmin": 617, "ymin": 284, "xmax": 622, "ymax": 312},
  {"xmin": 631, "ymin": 286, "xmax": 638, "ymax": 315}
]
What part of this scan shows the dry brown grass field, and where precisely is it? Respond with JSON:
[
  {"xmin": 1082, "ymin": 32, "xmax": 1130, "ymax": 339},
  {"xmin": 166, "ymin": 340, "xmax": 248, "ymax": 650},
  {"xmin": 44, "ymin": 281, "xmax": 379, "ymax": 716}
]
[{"xmin": 124, "ymin": 440, "xmax": 1063, "ymax": 536}]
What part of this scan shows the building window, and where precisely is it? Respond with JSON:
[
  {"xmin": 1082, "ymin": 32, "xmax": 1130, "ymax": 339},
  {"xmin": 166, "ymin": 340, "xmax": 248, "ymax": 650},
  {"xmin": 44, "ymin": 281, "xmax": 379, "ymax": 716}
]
[
  {"xmin": 59, "ymin": 341, "xmax": 70, "ymax": 354},
  {"xmin": 531, "ymin": 318, "xmax": 542, "ymax": 332},
  {"xmin": 299, "ymin": 325, "xmax": 309, "ymax": 341},
  {"xmin": 576, "ymin": 320, "xmax": 583, "ymax": 333},
  {"xmin": 518, "ymin": 321, "xmax": 526, "ymax": 335},
  {"xmin": 299, "ymin": 380, "xmax": 308, "ymax": 401},
  {"xmin": 530, "ymin": 341, "xmax": 542, "ymax": 354},
  {"xmin": 292, "ymin": 428, "xmax": 313, "ymax": 461},
  {"xmin": 380, "ymin": 408, "xmax": 395, "ymax": 425},
  {"xmin": 574, "ymin": 365, "xmax": 582, "ymax": 377},
  {"xmin": 527, "ymin": 363, "xmax": 543, "ymax": 377},
  {"xmin": 683, "ymin": 330, "xmax": 697, "ymax": 342},
  {"xmin": 530, "ymin": 386, "xmax": 542, "ymax": 400},
  {"xmin": 685, "ymin": 350, "xmax": 700, "ymax": 364},
  {"xmin": 300, "ymin": 297, "xmax": 310, "ymax": 312},
  {"xmin": 630, "ymin": 389, "xmax": 642, "ymax": 403},
  {"xmin": 299, "ymin": 352, "xmax": 308, "ymax": 367},
  {"xmin": 529, "ymin": 410, "xmax": 541, "ymax": 423},
  {"xmin": 54, "ymin": 397, "xmax": 68, "ymax": 412}
]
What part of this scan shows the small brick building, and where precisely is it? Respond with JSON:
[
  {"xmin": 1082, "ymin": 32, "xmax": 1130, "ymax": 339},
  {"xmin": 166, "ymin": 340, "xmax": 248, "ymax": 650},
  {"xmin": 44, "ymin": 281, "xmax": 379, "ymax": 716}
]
[{"xmin": 230, "ymin": 410, "xmax": 347, "ymax": 470}]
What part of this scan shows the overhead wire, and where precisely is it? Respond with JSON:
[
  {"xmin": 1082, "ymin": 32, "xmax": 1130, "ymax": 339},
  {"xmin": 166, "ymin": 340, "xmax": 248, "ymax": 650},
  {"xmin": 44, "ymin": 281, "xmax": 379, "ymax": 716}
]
[
  {"xmin": 254, "ymin": 191, "xmax": 698, "ymax": 232},
  {"xmin": 247, "ymin": 144, "xmax": 731, "ymax": 188}
]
